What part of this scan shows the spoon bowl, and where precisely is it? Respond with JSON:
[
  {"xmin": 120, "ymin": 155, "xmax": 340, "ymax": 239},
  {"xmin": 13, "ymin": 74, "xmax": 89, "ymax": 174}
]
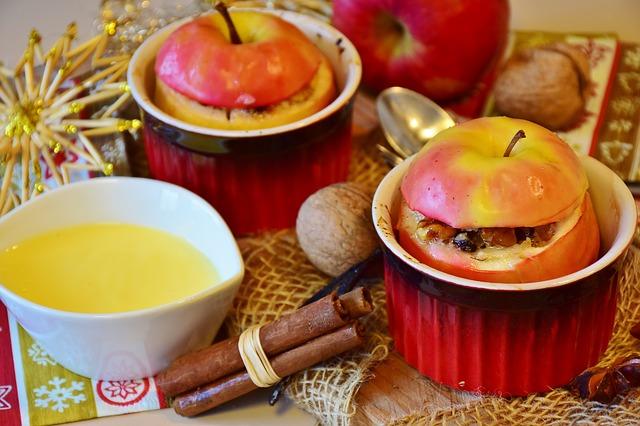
[{"xmin": 377, "ymin": 87, "xmax": 455, "ymax": 158}]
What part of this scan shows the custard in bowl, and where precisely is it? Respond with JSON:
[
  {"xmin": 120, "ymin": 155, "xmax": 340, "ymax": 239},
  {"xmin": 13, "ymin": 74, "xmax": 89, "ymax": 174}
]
[{"xmin": 0, "ymin": 178, "xmax": 244, "ymax": 380}]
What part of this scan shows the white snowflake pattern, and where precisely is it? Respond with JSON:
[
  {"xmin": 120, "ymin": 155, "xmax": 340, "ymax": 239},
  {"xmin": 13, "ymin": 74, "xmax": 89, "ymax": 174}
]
[
  {"xmin": 27, "ymin": 342, "xmax": 57, "ymax": 366},
  {"xmin": 618, "ymin": 72, "xmax": 640, "ymax": 93},
  {"xmin": 34, "ymin": 377, "xmax": 86, "ymax": 413},
  {"xmin": 607, "ymin": 119, "xmax": 633, "ymax": 134},
  {"xmin": 599, "ymin": 140, "xmax": 633, "ymax": 166},
  {"xmin": 625, "ymin": 47, "xmax": 640, "ymax": 70},
  {"xmin": 612, "ymin": 98, "xmax": 639, "ymax": 116}
]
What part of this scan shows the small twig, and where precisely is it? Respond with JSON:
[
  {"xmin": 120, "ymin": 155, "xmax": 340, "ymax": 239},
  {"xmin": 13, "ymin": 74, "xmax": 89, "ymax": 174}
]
[
  {"xmin": 503, "ymin": 130, "xmax": 526, "ymax": 157},
  {"xmin": 215, "ymin": 2, "xmax": 242, "ymax": 45}
]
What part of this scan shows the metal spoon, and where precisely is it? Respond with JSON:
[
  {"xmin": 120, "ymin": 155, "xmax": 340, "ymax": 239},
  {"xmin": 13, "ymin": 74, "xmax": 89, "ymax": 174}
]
[{"xmin": 376, "ymin": 87, "xmax": 456, "ymax": 164}]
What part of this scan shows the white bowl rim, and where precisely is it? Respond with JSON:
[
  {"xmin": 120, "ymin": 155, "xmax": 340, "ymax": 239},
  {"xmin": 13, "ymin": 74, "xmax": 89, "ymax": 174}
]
[
  {"xmin": 372, "ymin": 155, "xmax": 637, "ymax": 292},
  {"xmin": 127, "ymin": 8, "xmax": 362, "ymax": 138},
  {"xmin": 0, "ymin": 177, "xmax": 245, "ymax": 320}
]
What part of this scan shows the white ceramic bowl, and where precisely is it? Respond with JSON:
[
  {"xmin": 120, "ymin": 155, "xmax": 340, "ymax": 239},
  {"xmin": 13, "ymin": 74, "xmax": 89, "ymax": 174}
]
[{"xmin": 0, "ymin": 178, "xmax": 244, "ymax": 380}]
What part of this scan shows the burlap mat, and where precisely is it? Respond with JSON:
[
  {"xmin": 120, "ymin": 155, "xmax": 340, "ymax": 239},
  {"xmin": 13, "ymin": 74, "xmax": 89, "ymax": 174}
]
[{"xmin": 223, "ymin": 98, "xmax": 640, "ymax": 424}]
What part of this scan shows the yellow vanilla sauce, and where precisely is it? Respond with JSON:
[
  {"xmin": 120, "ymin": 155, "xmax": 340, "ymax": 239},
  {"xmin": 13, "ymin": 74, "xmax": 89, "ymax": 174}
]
[{"xmin": 0, "ymin": 223, "xmax": 219, "ymax": 314}]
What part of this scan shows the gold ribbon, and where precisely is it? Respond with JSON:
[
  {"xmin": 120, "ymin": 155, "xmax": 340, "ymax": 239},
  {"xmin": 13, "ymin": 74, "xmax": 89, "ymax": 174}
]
[{"xmin": 237, "ymin": 325, "xmax": 281, "ymax": 388}]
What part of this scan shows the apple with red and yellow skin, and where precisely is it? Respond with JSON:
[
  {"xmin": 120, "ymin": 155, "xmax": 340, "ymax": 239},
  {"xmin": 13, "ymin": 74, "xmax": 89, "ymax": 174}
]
[
  {"xmin": 397, "ymin": 117, "xmax": 600, "ymax": 283},
  {"xmin": 332, "ymin": 0, "xmax": 509, "ymax": 101},
  {"xmin": 154, "ymin": 11, "xmax": 335, "ymax": 130}
]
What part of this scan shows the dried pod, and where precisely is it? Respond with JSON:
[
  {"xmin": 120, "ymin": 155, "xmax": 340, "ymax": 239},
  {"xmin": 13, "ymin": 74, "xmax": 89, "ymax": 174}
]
[
  {"xmin": 296, "ymin": 183, "xmax": 378, "ymax": 277},
  {"xmin": 569, "ymin": 366, "xmax": 630, "ymax": 403},
  {"xmin": 617, "ymin": 357, "xmax": 640, "ymax": 387},
  {"xmin": 493, "ymin": 42, "xmax": 590, "ymax": 130}
]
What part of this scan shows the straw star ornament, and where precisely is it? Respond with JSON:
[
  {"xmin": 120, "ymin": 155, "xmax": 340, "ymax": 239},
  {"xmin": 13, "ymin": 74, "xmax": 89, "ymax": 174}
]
[{"xmin": 0, "ymin": 22, "xmax": 139, "ymax": 216}]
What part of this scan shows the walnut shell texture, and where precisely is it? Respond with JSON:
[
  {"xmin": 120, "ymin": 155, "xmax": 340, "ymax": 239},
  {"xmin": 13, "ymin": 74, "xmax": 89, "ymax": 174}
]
[
  {"xmin": 493, "ymin": 43, "xmax": 591, "ymax": 130},
  {"xmin": 296, "ymin": 183, "xmax": 378, "ymax": 277}
]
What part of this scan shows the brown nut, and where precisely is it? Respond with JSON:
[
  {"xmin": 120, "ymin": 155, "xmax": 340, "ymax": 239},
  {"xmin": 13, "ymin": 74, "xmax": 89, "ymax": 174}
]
[
  {"xmin": 493, "ymin": 42, "xmax": 591, "ymax": 130},
  {"xmin": 296, "ymin": 183, "xmax": 378, "ymax": 277}
]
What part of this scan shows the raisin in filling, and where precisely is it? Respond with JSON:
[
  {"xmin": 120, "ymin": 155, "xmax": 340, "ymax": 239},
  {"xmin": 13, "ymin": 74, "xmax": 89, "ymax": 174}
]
[{"xmin": 415, "ymin": 218, "xmax": 556, "ymax": 253}]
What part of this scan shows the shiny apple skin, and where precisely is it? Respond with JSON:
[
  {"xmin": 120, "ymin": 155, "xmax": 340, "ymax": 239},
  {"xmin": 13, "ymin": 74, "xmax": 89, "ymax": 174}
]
[
  {"xmin": 332, "ymin": 0, "xmax": 509, "ymax": 101},
  {"xmin": 397, "ymin": 194, "xmax": 600, "ymax": 283},
  {"xmin": 155, "ymin": 12, "xmax": 323, "ymax": 108},
  {"xmin": 401, "ymin": 117, "xmax": 588, "ymax": 229},
  {"xmin": 154, "ymin": 56, "xmax": 335, "ymax": 130}
]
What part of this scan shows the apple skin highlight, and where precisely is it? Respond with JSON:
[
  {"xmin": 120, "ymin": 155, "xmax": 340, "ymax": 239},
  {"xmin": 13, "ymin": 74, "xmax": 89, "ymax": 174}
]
[
  {"xmin": 155, "ymin": 12, "xmax": 323, "ymax": 109},
  {"xmin": 332, "ymin": 0, "xmax": 509, "ymax": 101},
  {"xmin": 401, "ymin": 117, "xmax": 589, "ymax": 229}
]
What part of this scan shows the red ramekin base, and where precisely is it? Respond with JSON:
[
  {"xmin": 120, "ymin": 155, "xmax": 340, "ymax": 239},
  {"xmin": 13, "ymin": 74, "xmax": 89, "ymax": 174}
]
[{"xmin": 384, "ymin": 250, "xmax": 618, "ymax": 396}]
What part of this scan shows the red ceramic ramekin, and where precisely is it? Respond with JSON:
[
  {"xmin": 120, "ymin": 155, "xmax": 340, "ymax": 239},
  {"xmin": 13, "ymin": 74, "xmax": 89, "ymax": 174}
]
[
  {"xmin": 128, "ymin": 9, "xmax": 361, "ymax": 235},
  {"xmin": 372, "ymin": 156, "xmax": 636, "ymax": 396}
]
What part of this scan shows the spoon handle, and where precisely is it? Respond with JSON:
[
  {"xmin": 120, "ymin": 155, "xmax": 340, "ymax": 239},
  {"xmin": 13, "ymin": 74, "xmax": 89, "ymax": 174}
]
[{"xmin": 375, "ymin": 144, "xmax": 404, "ymax": 167}]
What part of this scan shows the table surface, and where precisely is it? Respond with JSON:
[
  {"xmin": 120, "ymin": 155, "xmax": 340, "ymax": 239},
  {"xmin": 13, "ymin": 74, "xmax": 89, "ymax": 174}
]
[{"xmin": 1, "ymin": 0, "xmax": 639, "ymax": 425}]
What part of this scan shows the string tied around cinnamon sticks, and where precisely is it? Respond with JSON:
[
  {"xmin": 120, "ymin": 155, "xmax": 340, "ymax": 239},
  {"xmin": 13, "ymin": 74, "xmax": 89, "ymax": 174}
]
[
  {"xmin": 238, "ymin": 325, "xmax": 281, "ymax": 387},
  {"xmin": 157, "ymin": 287, "xmax": 374, "ymax": 417}
]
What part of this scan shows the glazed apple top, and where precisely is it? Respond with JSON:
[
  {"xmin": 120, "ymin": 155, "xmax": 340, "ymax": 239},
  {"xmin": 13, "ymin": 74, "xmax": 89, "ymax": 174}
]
[
  {"xmin": 401, "ymin": 117, "xmax": 588, "ymax": 228},
  {"xmin": 155, "ymin": 12, "xmax": 324, "ymax": 109}
]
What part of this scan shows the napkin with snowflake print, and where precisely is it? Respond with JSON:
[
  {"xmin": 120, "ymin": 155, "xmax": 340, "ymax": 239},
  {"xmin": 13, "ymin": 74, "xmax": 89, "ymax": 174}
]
[{"xmin": 0, "ymin": 304, "xmax": 168, "ymax": 426}]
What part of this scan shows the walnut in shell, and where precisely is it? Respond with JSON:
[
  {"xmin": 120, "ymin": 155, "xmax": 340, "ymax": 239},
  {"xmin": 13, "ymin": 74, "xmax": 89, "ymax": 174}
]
[
  {"xmin": 296, "ymin": 183, "xmax": 378, "ymax": 277},
  {"xmin": 493, "ymin": 42, "xmax": 591, "ymax": 130}
]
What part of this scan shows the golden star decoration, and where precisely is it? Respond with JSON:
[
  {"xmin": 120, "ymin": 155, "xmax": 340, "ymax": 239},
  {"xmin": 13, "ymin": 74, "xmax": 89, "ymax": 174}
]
[{"xmin": 0, "ymin": 22, "xmax": 139, "ymax": 216}]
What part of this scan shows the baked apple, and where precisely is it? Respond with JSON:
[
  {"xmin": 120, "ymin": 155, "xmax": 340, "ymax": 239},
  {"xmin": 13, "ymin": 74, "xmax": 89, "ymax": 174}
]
[
  {"xmin": 154, "ymin": 7, "xmax": 335, "ymax": 130},
  {"xmin": 397, "ymin": 117, "xmax": 600, "ymax": 283}
]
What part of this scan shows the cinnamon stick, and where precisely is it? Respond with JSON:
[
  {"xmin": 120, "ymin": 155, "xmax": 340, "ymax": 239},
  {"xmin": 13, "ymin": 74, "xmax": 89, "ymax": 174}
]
[
  {"xmin": 157, "ymin": 288, "xmax": 372, "ymax": 397},
  {"xmin": 173, "ymin": 322, "xmax": 364, "ymax": 417},
  {"xmin": 340, "ymin": 286, "xmax": 373, "ymax": 318}
]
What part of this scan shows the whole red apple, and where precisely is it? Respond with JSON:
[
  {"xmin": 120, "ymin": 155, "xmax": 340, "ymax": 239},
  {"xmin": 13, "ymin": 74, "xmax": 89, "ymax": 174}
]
[{"xmin": 332, "ymin": 0, "xmax": 510, "ymax": 101}]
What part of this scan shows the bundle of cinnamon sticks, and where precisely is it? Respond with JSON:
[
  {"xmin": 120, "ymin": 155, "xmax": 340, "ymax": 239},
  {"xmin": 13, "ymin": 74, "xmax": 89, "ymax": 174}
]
[{"xmin": 156, "ymin": 287, "xmax": 373, "ymax": 416}]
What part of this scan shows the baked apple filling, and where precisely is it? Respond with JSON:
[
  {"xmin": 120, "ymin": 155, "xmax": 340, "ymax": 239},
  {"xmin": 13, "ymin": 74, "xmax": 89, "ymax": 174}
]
[
  {"xmin": 408, "ymin": 197, "xmax": 584, "ymax": 265},
  {"xmin": 415, "ymin": 217, "xmax": 556, "ymax": 252}
]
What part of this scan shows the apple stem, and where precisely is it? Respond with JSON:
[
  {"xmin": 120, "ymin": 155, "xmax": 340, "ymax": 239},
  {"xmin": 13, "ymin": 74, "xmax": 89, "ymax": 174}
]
[
  {"xmin": 503, "ymin": 130, "xmax": 526, "ymax": 157},
  {"xmin": 215, "ymin": 2, "xmax": 242, "ymax": 45}
]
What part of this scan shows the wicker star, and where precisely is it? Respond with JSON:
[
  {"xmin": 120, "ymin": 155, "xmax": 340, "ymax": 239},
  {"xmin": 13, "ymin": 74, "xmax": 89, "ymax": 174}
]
[{"xmin": 0, "ymin": 22, "xmax": 138, "ymax": 216}]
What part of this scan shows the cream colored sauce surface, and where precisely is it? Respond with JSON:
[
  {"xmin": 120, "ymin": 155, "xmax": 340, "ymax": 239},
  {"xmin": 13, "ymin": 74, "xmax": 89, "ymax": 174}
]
[{"xmin": 0, "ymin": 223, "xmax": 218, "ymax": 313}]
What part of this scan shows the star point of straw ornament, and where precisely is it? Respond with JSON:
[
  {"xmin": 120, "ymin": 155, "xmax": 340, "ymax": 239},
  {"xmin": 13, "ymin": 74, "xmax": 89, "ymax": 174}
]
[{"xmin": 0, "ymin": 21, "xmax": 138, "ymax": 216}]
